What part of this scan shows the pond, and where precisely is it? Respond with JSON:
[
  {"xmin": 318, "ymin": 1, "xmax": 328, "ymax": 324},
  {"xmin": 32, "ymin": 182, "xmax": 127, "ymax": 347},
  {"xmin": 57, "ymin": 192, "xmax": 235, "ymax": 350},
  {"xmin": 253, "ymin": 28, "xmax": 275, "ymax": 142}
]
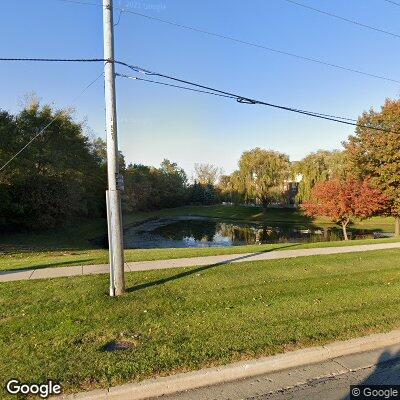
[{"xmin": 123, "ymin": 217, "xmax": 393, "ymax": 249}]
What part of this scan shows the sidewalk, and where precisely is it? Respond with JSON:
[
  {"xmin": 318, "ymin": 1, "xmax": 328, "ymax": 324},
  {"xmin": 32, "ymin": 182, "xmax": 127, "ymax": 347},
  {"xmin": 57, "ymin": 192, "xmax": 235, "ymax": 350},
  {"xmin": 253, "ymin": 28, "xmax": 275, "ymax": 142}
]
[
  {"xmin": 59, "ymin": 329, "xmax": 400, "ymax": 399},
  {"xmin": 1, "ymin": 241, "xmax": 400, "ymax": 283}
]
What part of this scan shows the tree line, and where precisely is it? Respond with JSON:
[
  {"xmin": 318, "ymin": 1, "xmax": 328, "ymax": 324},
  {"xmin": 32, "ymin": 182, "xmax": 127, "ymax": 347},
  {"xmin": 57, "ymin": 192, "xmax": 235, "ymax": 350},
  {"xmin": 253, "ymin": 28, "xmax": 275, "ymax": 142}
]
[
  {"xmin": 216, "ymin": 99, "xmax": 400, "ymax": 238},
  {"xmin": 1, "ymin": 98, "xmax": 400, "ymax": 238},
  {"xmin": 0, "ymin": 101, "xmax": 222, "ymax": 232}
]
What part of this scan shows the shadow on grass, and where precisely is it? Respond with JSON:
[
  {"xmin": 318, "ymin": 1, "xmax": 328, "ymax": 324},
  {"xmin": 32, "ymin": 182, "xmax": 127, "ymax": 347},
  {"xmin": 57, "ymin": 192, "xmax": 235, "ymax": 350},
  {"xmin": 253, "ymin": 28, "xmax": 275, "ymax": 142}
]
[{"xmin": 126, "ymin": 244, "xmax": 299, "ymax": 293}]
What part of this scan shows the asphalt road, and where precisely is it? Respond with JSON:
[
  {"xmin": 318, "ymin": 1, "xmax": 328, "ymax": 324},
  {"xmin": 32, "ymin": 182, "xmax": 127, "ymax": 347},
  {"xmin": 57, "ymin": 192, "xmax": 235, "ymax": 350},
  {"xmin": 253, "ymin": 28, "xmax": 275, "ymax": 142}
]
[
  {"xmin": 158, "ymin": 346, "xmax": 400, "ymax": 400},
  {"xmin": 254, "ymin": 358, "xmax": 400, "ymax": 400}
]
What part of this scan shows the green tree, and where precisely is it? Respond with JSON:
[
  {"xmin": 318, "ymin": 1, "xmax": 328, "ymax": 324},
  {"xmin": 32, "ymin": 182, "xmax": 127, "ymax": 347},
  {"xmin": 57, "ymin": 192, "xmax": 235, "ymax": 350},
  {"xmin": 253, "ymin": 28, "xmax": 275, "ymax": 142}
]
[
  {"xmin": 345, "ymin": 99, "xmax": 400, "ymax": 236},
  {"xmin": 123, "ymin": 159, "xmax": 188, "ymax": 211},
  {"xmin": 123, "ymin": 164, "xmax": 154, "ymax": 211},
  {"xmin": 0, "ymin": 102, "xmax": 105, "ymax": 230},
  {"xmin": 237, "ymin": 148, "xmax": 290, "ymax": 207},
  {"xmin": 294, "ymin": 150, "xmax": 347, "ymax": 203},
  {"xmin": 156, "ymin": 159, "xmax": 188, "ymax": 208}
]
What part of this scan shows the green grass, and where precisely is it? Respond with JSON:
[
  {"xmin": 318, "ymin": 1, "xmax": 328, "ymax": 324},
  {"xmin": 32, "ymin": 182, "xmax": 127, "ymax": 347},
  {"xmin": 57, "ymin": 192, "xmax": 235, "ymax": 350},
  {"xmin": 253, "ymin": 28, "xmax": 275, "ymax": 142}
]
[
  {"xmin": 1, "ymin": 249, "xmax": 400, "ymax": 397},
  {"xmin": 0, "ymin": 205, "xmax": 396, "ymax": 272}
]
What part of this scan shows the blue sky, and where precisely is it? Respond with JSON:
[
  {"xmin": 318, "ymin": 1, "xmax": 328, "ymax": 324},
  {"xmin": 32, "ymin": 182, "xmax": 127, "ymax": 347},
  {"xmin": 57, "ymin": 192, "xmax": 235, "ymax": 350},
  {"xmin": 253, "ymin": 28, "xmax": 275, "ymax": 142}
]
[{"xmin": 1, "ymin": 0, "xmax": 399, "ymax": 176}]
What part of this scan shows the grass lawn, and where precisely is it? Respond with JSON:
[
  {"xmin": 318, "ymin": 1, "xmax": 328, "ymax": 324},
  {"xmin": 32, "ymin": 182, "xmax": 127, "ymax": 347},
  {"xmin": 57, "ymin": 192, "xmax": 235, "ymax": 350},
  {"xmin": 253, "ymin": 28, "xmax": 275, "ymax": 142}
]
[
  {"xmin": 1, "ymin": 249, "xmax": 400, "ymax": 397},
  {"xmin": 0, "ymin": 205, "xmax": 396, "ymax": 272}
]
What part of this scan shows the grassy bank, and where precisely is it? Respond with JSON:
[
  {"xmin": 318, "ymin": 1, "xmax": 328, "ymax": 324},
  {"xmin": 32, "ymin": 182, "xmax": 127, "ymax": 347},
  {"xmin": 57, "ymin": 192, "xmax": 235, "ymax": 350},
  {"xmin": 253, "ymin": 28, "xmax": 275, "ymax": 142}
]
[
  {"xmin": 1, "ymin": 249, "xmax": 400, "ymax": 397},
  {"xmin": 0, "ymin": 205, "xmax": 396, "ymax": 272}
]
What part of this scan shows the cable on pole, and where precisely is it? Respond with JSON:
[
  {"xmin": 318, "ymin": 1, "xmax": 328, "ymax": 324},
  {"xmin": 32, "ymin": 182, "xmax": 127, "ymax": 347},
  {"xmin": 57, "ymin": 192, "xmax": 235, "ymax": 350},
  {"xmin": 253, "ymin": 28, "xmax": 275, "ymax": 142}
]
[
  {"xmin": 0, "ymin": 57, "xmax": 394, "ymax": 132},
  {"xmin": 116, "ymin": 65, "xmax": 397, "ymax": 132},
  {"xmin": 115, "ymin": 73, "xmax": 238, "ymax": 99},
  {"xmin": 0, "ymin": 57, "xmax": 105, "ymax": 63}
]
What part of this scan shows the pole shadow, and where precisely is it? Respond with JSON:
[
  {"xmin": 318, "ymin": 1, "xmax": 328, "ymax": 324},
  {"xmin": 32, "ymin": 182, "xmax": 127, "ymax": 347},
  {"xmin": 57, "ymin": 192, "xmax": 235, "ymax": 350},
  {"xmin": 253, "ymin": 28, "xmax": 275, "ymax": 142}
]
[{"xmin": 126, "ymin": 243, "xmax": 299, "ymax": 293}]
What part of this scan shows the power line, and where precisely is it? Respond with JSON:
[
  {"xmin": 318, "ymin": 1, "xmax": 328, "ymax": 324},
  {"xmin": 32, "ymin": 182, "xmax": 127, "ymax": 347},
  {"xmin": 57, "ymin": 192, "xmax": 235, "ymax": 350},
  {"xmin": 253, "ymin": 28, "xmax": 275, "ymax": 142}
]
[
  {"xmin": 52, "ymin": 0, "xmax": 400, "ymax": 85},
  {"xmin": 0, "ymin": 72, "xmax": 104, "ymax": 172},
  {"xmin": 0, "ymin": 57, "xmax": 104, "ymax": 63},
  {"xmin": 115, "ymin": 73, "xmax": 237, "ymax": 100},
  {"xmin": 55, "ymin": 0, "xmax": 101, "ymax": 6},
  {"xmin": 282, "ymin": 0, "xmax": 400, "ymax": 39},
  {"xmin": 384, "ymin": 0, "xmax": 400, "ymax": 6},
  {"xmin": 116, "ymin": 71, "xmax": 357, "ymax": 122},
  {"xmin": 116, "ymin": 64, "xmax": 396, "ymax": 132},
  {"xmin": 0, "ymin": 57, "xmax": 390, "ymax": 129}
]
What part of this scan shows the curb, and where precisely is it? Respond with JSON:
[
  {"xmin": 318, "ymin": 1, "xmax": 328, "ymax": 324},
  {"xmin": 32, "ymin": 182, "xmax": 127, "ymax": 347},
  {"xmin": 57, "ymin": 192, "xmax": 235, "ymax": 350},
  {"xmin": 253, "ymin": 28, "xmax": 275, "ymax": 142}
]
[{"xmin": 60, "ymin": 328, "xmax": 400, "ymax": 400}]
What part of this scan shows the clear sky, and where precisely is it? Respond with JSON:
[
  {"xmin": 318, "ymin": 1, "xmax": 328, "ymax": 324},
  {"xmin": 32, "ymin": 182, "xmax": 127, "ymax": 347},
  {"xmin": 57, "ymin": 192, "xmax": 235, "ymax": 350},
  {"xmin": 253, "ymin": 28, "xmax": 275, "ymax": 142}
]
[{"xmin": 1, "ymin": 0, "xmax": 399, "ymax": 176}]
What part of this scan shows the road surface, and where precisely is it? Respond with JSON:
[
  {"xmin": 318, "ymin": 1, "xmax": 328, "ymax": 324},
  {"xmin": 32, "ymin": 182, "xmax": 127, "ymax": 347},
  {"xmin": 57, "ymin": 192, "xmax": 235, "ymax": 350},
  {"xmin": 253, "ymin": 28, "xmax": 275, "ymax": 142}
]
[{"xmin": 159, "ymin": 345, "xmax": 400, "ymax": 400}]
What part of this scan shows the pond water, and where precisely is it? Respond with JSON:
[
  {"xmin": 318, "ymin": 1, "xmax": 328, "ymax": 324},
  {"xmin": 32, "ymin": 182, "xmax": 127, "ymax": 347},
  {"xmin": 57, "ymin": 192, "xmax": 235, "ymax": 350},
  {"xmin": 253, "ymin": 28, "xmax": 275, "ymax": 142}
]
[{"xmin": 123, "ymin": 217, "xmax": 392, "ymax": 249}]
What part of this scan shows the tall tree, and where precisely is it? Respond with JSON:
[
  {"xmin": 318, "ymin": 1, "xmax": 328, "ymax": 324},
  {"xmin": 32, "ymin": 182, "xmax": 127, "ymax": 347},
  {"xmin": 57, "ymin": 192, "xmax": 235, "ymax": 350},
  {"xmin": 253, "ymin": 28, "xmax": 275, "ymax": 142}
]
[
  {"xmin": 237, "ymin": 148, "xmax": 290, "ymax": 207},
  {"xmin": 302, "ymin": 179, "xmax": 387, "ymax": 240},
  {"xmin": 0, "ymin": 102, "xmax": 106, "ymax": 230},
  {"xmin": 194, "ymin": 163, "xmax": 222, "ymax": 186},
  {"xmin": 123, "ymin": 164, "xmax": 155, "ymax": 211},
  {"xmin": 123, "ymin": 160, "xmax": 189, "ymax": 211},
  {"xmin": 294, "ymin": 150, "xmax": 347, "ymax": 203},
  {"xmin": 345, "ymin": 99, "xmax": 400, "ymax": 236}
]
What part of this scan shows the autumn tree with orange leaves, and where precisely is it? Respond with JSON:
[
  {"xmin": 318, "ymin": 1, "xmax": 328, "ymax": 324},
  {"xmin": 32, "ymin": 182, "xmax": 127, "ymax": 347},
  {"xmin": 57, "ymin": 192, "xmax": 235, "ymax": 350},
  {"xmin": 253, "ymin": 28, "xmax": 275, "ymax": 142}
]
[
  {"xmin": 346, "ymin": 99, "xmax": 400, "ymax": 236},
  {"xmin": 302, "ymin": 178, "xmax": 388, "ymax": 240}
]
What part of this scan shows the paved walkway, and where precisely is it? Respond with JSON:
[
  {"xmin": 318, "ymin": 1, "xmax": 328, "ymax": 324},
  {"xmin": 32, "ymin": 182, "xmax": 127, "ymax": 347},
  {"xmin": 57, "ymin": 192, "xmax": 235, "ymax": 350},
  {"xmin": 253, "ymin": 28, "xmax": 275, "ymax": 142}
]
[{"xmin": 1, "ymin": 242, "xmax": 400, "ymax": 283}]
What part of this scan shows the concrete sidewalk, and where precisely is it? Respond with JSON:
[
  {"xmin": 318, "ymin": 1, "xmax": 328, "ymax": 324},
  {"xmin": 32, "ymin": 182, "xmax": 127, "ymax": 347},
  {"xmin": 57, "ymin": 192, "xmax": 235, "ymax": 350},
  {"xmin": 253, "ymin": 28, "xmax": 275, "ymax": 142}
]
[{"xmin": 1, "ymin": 241, "xmax": 400, "ymax": 283}]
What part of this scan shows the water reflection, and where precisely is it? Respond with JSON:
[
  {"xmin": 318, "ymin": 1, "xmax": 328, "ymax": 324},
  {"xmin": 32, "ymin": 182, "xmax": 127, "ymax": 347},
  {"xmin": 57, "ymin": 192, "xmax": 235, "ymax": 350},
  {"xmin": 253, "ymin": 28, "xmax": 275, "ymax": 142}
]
[{"xmin": 123, "ymin": 218, "xmax": 391, "ymax": 249}]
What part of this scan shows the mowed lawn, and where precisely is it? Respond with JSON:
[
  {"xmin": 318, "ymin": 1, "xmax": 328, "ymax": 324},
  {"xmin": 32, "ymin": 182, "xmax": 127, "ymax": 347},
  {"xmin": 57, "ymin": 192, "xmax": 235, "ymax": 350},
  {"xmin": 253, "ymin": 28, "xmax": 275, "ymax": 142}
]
[
  {"xmin": 0, "ymin": 205, "xmax": 397, "ymax": 272},
  {"xmin": 1, "ymin": 249, "xmax": 400, "ymax": 397}
]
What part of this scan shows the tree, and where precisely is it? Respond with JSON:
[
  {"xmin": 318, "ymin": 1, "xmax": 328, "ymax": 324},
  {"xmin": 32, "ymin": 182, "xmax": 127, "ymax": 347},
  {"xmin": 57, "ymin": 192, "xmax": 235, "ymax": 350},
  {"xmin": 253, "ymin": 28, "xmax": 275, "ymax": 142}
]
[
  {"xmin": 345, "ymin": 99, "xmax": 400, "ymax": 236},
  {"xmin": 123, "ymin": 159, "xmax": 188, "ymax": 211},
  {"xmin": 194, "ymin": 163, "xmax": 222, "ymax": 186},
  {"xmin": 302, "ymin": 179, "xmax": 387, "ymax": 240},
  {"xmin": 237, "ymin": 148, "xmax": 290, "ymax": 207},
  {"xmin": 294, "ymin": 150, "xmax": 347, "ymax": 203},
  {"xmin": 156, "ymin": 159, "xmax": 188, "ymax": 207},
  {"xmin": 89, "ymin": 137, "xmax": 126, "ymax": 171},
  {"xmin": 123, "ymin": 164, "xmax": 155, "ymax": 211},
  {"xmin": 0, "ymin": 102, "xmax": 106, "ymax": 230}
]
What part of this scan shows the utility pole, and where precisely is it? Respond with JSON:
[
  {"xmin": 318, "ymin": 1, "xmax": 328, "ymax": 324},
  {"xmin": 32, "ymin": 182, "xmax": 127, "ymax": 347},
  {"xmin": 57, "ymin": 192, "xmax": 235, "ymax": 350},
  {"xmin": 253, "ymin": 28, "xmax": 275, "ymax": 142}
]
[{"xmin": 103, "ymin": 0, "xmax": 125, "ymax": 296}]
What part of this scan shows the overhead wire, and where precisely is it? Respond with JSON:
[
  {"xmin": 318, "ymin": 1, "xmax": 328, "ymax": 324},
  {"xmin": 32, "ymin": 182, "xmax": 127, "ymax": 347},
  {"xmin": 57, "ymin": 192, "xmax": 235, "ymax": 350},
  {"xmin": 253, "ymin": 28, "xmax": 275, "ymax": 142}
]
[
  {"xmin": 282, "ymin": 0, "xmax": 400, "ymax": 39},
  {"xmin": 384, "ymin": 0, "xmax": 400, "ymax": 6},
  {"xmin": 0, "ymin": 57, "xmax": 393, "ymax": 131},
  {"xmin": 115, "ymin": 73, "xmax": 237, "ymax": 100},
  {"xmin": 116, "ymin": 67, "xmax": 380, "ymax": 129},
  {"xmin": 0, "ymin": 57, "xmax": 390, "ymax": 130},
  {"xmin": 52, "ymin": 0, "xmax": 400, "ymax": 85}
]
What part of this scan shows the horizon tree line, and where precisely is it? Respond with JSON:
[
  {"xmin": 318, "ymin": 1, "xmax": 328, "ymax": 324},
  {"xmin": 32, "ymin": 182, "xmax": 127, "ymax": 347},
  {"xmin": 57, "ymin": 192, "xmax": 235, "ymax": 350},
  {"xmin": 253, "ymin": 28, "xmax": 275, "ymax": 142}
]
[{"xmin": 1, "ymin": 97, "xmax": 400, "ymax": 237}]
